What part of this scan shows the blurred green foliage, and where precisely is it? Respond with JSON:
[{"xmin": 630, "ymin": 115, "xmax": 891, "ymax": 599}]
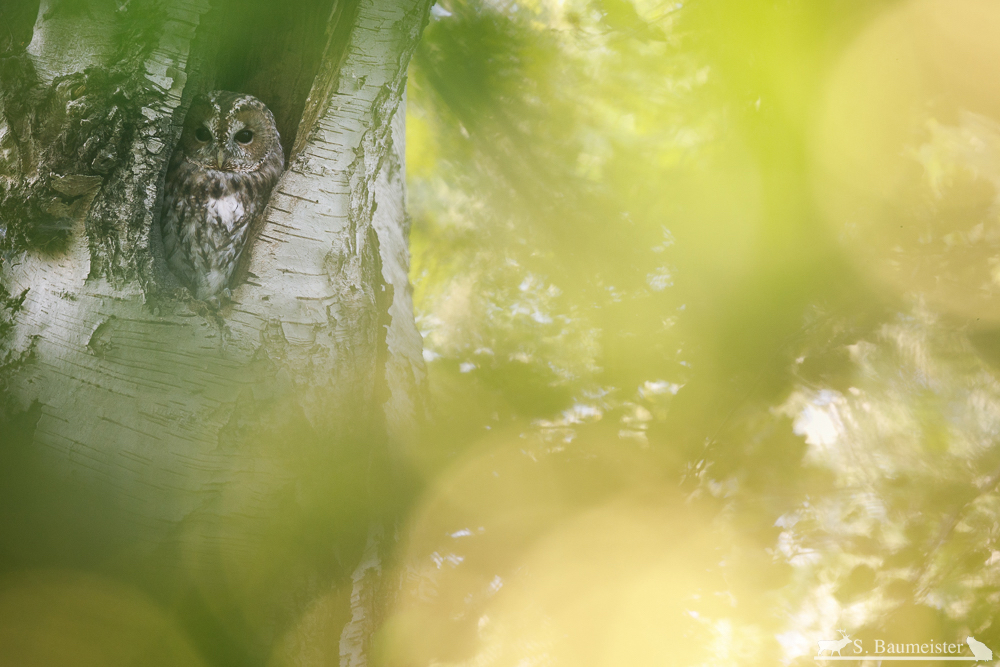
[{"xmin": 402, "ymin": 0, "xmax": 1000, "ymax": 664}]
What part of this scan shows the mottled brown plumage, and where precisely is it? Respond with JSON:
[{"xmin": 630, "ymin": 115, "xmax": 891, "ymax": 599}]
[{"xmin": 161, "ymin": 91, "xmax": 284, "ymax": 301}]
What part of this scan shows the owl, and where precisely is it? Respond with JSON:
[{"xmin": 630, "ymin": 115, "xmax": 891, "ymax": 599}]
[{"xmin": 160, "ymin": 91, "xmax": 284, "ymax": 303}]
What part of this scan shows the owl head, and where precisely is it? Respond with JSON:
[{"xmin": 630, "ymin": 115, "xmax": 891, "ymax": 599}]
[{"xmin": 177, "ymin": 91, "xmax": 282, "ymax": 173}]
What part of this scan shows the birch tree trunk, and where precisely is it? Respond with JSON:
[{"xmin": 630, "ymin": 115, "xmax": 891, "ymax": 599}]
[{"xmin": 0, "ymin": 0, "xmax": 429, "ymax": 662}]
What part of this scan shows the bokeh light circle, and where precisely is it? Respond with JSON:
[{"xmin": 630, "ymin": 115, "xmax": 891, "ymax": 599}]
[
  {"xmin": 812, "ymin": 0, "xmax": 1000, "ymax": 321},
  {"xmin": 0, "ymin": 570, "xmax": 207, "ymax": 667}
]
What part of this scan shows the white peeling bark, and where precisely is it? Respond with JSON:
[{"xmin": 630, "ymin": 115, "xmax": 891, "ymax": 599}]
[
  {"xmin": 2, "ymin": 0, "xmax": 214, "ymax": 525},
  {"xmin": 26, "ymin": 0, "xmax": 120, "ymax": 84},
  {"xmin": 4, "ymin": 0, "xmax": 426, "ymax": 514},
  {"xmin": 0, "ymin": 0, "xmax": 429, "ymax": 653},
  {"xmin": 373, "ymin": 90, "xmax": 427, "ymax": 454},
  {"xmin": 232, "ymin": 0, "xmax": 427, "ymax": 439}
]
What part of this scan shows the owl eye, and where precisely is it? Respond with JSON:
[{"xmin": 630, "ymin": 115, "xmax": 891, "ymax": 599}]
[
  {"xmin": 195, "ymin": 127, "xmax": 212, "ymax": 142},
  {"xmin": 234, "ymin": 129, "xmax": 254, "ymax": 144}
]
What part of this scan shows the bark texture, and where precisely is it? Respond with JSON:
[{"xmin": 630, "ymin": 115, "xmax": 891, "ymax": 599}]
[{"xmin": 0, "ymin": 0, "xmax": 429, "ymax": 662}]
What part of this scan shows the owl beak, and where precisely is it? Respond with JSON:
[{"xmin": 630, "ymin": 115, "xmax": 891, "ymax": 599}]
[{"xmin": 216, "ymin": 150, "xmax": 225, "ymax": 169}]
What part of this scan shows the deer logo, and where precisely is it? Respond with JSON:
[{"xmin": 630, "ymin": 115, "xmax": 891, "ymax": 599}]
[{"xmin": 817, "ymin": 630, "xmax": 854, "ymax": 657}]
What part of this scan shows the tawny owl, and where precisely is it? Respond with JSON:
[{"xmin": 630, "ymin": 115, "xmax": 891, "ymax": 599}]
[{"xmin": 161, "ymin": 91, "xmax": 284, "ymax": 302}]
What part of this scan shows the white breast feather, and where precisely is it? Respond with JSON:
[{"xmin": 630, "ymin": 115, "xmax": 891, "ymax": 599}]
[{"xmin": 208, "ymin": 194, "xmax": 246, "ymax": 231}]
